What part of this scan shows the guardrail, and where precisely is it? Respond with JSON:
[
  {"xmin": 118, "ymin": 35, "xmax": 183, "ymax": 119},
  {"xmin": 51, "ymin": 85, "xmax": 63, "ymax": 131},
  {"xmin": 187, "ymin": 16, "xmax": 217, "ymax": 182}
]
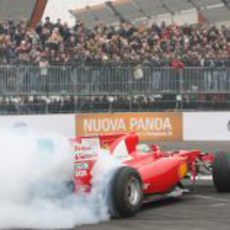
[{"xmin": 0, "ymin": 65, "xmax": 230, "ymax": 96}]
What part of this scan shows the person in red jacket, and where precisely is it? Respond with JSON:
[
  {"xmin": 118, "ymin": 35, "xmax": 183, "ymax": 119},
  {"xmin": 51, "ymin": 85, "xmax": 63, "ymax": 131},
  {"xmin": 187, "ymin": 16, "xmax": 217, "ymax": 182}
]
[{"xmin": 171, "ymin": 58, "xmax": 184, "ymax": 69}]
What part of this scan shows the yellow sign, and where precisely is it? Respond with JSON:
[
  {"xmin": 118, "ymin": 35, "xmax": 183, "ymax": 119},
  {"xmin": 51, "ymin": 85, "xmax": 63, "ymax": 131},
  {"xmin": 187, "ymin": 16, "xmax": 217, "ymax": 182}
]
[{"xmin": 76, "ymin": 112, "xmax": 183, "ymax": 141}]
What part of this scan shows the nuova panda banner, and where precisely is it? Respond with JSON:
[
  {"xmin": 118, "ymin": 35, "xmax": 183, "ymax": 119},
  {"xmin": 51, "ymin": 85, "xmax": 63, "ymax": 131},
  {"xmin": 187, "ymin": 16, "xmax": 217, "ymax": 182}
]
[{"xmin": 75, "ymin": 112, "xmax": 183, "ymax": 141}]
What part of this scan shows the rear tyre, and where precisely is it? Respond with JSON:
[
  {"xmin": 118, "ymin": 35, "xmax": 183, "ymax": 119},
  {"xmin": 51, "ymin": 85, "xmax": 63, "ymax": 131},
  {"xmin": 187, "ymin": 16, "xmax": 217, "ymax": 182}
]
[
  {"xmin": 110, "ymin": 166, "xmax": 143, "ymax": 218},
  {"xmin": 212, "ymin": 152, "xmax": 230, "ymax": 192}
]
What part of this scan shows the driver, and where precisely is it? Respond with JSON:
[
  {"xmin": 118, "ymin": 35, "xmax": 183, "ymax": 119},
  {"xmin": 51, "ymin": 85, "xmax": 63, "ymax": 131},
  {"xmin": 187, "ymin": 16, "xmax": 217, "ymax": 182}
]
[{"xmin": 136, "ymin": 143, "xmax": 151, "ymax": 153}]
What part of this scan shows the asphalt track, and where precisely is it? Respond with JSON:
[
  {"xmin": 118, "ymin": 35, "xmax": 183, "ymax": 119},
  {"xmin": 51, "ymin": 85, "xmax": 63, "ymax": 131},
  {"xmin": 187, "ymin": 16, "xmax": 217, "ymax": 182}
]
[{"xmin": 76, "ymin": 142, "xmax": 230, "ymax": 230}]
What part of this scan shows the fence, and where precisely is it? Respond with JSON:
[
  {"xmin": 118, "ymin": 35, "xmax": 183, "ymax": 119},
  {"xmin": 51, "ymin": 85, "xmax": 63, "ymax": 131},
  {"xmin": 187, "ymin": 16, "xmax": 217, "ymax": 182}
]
[
  {"xmin": 0, "ymin": 65, "xmax": 230, "ymax": 96},
  {"xmin": 0, "ymin": 65, "xmax": 230, "ymax": 114}
]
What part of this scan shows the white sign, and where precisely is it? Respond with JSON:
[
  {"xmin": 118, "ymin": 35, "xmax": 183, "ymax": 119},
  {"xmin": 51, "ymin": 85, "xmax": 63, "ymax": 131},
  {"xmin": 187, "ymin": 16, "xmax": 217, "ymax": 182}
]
[
  {"xmin": 184, "ymin": 112, "xmax": 230, "ymax": 141},
  {"xmin": 0, "ymin": 114, "xmax": 75, "ymax": 138}
]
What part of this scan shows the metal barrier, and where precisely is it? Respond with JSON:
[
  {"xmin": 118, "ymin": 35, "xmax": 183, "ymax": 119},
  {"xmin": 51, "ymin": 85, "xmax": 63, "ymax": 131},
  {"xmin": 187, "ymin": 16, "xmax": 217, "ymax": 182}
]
[{"xmin": 0, "ymin": 65, "xmax": 230, "ymax": 96}]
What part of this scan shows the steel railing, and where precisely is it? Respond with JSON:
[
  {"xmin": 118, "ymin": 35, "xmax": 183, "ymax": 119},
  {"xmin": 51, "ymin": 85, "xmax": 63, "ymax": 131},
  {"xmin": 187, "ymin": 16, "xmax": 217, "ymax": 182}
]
[{"xmin": 0, "ymin": 65, "xmax": 230, "ymax": 96}]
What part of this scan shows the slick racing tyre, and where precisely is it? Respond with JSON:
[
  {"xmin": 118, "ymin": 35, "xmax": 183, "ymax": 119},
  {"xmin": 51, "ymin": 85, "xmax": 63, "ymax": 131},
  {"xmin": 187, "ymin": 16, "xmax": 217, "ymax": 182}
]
[
  {"xmin": 212, "ymin": 152, "xmax": 230, "ymax": 192},
  {"xmin": 110, "ymin": 166, "xmax": 143, "ymax": 218}
]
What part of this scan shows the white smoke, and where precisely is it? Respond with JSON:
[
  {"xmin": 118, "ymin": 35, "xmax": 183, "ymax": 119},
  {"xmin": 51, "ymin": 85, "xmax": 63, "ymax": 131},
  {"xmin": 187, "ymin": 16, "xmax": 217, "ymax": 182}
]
[{"xmin": 0, "ymin": 122, "xmax": 121, "ymax": 229}]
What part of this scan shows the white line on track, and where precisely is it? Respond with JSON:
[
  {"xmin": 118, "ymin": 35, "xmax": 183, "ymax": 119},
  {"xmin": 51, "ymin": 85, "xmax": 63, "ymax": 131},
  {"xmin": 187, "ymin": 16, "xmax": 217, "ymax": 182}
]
[
  {"xmin": 210, "ymin": 203, "xmax": 226, "ymax": 207},
  {"xmin": 191, "ymin": 195, "xmax": 230, "ymax": 203}
]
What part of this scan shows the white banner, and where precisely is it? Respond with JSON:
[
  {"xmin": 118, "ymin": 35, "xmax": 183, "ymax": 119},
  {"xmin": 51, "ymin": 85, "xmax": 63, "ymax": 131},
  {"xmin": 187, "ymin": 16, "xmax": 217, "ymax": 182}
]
[
  {"xmin": 1, "ymin": 112, "xmax": 230, "ymax": 141},
  {"xmin": 0, "ymin": 114, "xmax": 75, "ymax": 138},
  {"xmin": 184, "ymin": 112, "xmax": 230, "ymax": 141}
]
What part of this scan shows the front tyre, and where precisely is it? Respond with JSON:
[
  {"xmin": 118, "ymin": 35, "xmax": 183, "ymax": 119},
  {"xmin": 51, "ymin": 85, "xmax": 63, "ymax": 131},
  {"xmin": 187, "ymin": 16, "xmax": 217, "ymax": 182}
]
[
  {"xmin": 110, "ymin": 166, "xmax": 143, "ymax": 218},
  {"xmin": 212, "ymin": 152, "xmax": 230, "ymax": 192}
]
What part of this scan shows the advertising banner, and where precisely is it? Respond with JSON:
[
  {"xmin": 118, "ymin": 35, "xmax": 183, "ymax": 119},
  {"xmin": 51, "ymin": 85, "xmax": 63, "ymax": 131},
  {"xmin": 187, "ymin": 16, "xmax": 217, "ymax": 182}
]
[
  {"xmin": 0, "ymin": 114, "xmax": 75, "ymax": 138},
  {"xmin": 184, "ymin": 112, "xmax": 230, "ymax": 141},
  {"xmin": 76, "ymin": 113, "xmax": 183, "ymax": 141}
]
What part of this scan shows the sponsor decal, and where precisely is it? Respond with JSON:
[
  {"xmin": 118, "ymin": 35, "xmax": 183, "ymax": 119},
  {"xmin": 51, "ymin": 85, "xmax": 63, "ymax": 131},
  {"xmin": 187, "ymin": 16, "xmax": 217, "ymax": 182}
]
[
  {"xmin": 76, "ymin": 113, "xmax": 182, "ymax": 141},
  {"xmin": 74, "ymin": 143, "xmax": 97, "ymax": 159},
  {"xmin": 178, "ymin": 162, "xmax": 188, "ymax": 179},
  {"xmin": 101, "ymin": 143, "xmax": 109, "ymax": 149},
  {"xmin": 75, "ymin": 170, "xmax": 87, "ymax": 177},
  {"xmin": 75, "ymin": 162, "xmax": 89, "ymax": 170},
  {"xmin": 143, "ymin": 183, "xmax": 151, "ymax": 190},
  {"xmin": 75, "ymin": 145, "xmax": 91, "ymax": 152}
]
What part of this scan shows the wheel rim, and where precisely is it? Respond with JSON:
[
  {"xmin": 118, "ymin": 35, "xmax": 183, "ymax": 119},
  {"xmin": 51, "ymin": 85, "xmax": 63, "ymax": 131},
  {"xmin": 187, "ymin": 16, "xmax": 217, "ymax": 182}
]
[{"xmin": 127, "ymin": 177, "xmax": 141, "ymax": 206}]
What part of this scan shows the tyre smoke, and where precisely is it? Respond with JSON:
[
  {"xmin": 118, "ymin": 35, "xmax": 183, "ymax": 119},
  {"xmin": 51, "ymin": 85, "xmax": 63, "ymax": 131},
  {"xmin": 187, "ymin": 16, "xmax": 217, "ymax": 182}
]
[{"xmin": 0, "ymin": 122, "xmax": 121, "ymax": 229}]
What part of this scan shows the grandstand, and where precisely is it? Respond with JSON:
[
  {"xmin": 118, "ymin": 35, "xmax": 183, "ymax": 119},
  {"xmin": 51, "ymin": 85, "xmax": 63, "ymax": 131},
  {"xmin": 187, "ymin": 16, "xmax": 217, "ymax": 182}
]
[
  {"xmin": 0, "ymin": 0, "xmax": 229, "ymax": 114},
  {"xmin": 71, "ymin": 0, "xmax": 230, "ymax": 26}
]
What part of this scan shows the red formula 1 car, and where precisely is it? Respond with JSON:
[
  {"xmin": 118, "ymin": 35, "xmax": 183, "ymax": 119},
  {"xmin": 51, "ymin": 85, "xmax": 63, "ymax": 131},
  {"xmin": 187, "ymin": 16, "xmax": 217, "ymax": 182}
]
[{"xmin": 72, "ymin": 132, "xmax": 230, "ymax": 217}]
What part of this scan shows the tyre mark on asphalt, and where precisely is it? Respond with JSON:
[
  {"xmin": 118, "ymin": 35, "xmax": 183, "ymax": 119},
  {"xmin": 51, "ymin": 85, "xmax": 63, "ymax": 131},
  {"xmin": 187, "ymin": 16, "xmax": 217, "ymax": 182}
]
[{"xmin": 191, "ymin": 195, "xmax": 230, "ymax": 203}]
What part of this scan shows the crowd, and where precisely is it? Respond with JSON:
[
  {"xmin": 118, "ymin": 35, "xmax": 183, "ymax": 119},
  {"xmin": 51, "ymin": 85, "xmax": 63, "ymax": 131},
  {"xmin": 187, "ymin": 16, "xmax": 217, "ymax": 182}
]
[
  {"xmin": 0, "ymin": 17, "xmax": 229, "ymax": 66},
  {"xmin": 0, "ymin": 94, "xmax": 229, "ymax": 115}
]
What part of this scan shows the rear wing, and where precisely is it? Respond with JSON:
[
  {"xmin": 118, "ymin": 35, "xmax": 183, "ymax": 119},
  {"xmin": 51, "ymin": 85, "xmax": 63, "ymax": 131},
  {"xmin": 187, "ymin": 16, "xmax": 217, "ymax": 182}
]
[
  {"xmin": 71, "ymin": 132, "xmax": 140, "ymax": 160},
  {"xmin": 71, "ymin": 133, "xmax": 125, "ymax": 157},
  {"xmin": 72, "ymin": 133, "xmax": 126, "ymax": 148}
]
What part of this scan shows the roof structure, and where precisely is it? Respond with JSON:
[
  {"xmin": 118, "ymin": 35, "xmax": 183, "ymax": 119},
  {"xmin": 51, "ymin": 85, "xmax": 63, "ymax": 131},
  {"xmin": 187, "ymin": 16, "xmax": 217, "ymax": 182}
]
[
  {"xmin": 70, "ymin": 0, "xmax": 230, "ymax": 26},
  {"xmin": 0, "ymin": 0, "xmax": 36, "ymax": 22},
  {"xmin": 0, "ymin": 0, "xmax": 47, "ymax": 27}
]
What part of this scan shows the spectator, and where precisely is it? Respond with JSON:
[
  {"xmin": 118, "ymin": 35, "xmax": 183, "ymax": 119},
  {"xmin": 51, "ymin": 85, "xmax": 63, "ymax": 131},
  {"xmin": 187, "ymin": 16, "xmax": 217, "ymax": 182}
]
[
  {"xmin": 39, "ymin": 56, "xmax": 49, "ymax": 91},
  {"xmin": 46, "ymin": 27, "xmax": 63, "ymax": 51},
  {"xmin": 0, "ymin": 18, "xmax": 229, "ymax": 66}
]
